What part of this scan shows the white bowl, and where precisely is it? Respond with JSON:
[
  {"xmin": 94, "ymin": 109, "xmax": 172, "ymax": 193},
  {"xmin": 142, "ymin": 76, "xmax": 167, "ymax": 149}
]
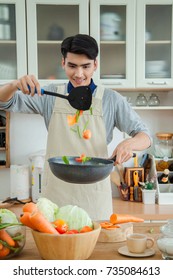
[{"xmin": 146, "ymin": 60, "xmax": 167, "ymax": 74}]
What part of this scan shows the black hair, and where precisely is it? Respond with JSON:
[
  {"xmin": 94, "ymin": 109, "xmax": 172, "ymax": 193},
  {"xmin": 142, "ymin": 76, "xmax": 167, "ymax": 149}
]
[{"xmin": 61, "ymin": 34, "xmax": 98, "ymax": 60}]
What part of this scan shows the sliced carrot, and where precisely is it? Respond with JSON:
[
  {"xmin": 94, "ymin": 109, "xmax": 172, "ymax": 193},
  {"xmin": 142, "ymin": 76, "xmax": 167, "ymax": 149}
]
[
  {"xmin": 100, "ymin": 222, "xmax": 114, "ymax": 229},
  {"xmin": 20, "ymin": 212, "xmax": 37, "ymax": 230},
  {"xmin": 0, "ymin": 246, "xmax": 10, "ymax": 258},
  {"xmin": 0, "ymin": 229, "xmax": 15, "ymax": 247},
  {"xmin": 105, "ymin": 225, "xmax": 120, "ymax": 230},
  {"xmin": 22, "ymin": 202, "xmax": 37, "ymax": 213},
  {"xmin": 30, "ymin": 211, "xmax": 58, "ymax": 234},
  {"xmin": 67, "ymin": 115, "xmax": 77, "ymax": 126},
  {"xmin": 0, "ymin": 243, "xmax": 3, "ymax": 250},
  {"xmin": 110, "ymin": 213, "xmax": 144, "ymax": 224}
]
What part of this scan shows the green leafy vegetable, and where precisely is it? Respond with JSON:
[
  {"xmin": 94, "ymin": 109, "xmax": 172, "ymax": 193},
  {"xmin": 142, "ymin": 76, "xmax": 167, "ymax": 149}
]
[
  {"xmin": 56, "ymin": 204, "xmax": 93, "ymax": 231},
  {"xmin": 36, "ymin": 197, "xmax": 59, "ymax": 222},
  {"xmin": 0, "ymin": 209, "xmax": 18, "ymax": 224}
]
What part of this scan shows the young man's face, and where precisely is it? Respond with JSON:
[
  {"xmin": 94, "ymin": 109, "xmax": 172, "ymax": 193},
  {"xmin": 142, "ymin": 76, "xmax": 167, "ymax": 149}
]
[{"xmin": 61, "ymin": 52, "xmax": 97, "ymax": 87}]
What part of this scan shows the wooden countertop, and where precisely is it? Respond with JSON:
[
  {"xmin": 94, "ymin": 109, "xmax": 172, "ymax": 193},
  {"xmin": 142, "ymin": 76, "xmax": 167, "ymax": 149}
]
[
  {"xmin": 4, "ymin": 198, "xmax": 173, "ymax": 260},
  {"xmin": 11, "ymin": 221, "xmax": 164, "ymax": 260}
]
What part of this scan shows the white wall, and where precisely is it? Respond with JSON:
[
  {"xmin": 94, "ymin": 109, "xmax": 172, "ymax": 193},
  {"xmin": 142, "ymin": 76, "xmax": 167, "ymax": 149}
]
[{"xmin": 0, "ymin": 113, "xmax": 47, "ymax": 200}]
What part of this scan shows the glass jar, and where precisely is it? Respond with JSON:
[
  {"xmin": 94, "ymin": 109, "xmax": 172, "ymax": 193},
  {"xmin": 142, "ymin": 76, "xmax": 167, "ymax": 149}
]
[
  {"xmin": 154, "ymin": 132, "xmax": 173, "ymax": 158},
  {"xmin": 148, "ymin": 93, "xmax": 160, "ymax": 106},
  {"xmin": 157, "ymin": 220, "xmax": 173, "ymax": 260},
  {"xmin": 135, "ymin": 93, "xmax": 147, "ymax": 106}
]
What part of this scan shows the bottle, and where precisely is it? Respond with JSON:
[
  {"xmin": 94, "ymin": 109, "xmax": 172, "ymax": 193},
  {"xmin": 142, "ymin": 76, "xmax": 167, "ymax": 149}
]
[
  {"xmin": 148, "ymin": 93, "xmax": 160, "ymax": 106},
  {"xmin": 158, "ymin": 169, "xmax": 170, "ymax": 184},
  {"xmin": 157, "ymin": 220, "xmax": 173, "ymax": 259},
  {"xmin": 154, "ymin": 132, "xmax": 173, "ymax": 158},
  {"xmin": 135, "ymin": 93, "xmax": 147, "ymax": 106}
]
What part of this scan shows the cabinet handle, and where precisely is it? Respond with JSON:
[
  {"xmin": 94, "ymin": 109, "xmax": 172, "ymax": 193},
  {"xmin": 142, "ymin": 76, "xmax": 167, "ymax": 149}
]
[
  {"xmin": 147, "ymin": 81, "xmax": 167, "ymax": 85},
  {"xmin": 102, "ymin": 82, "xmax": 122, "ymax": 85}
]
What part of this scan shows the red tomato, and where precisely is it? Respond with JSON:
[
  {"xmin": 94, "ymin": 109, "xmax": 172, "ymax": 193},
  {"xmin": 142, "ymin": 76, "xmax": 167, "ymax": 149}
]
[
  {"xmin": 53, "ymin": 219, "xmax": 68, "ymax": 234},
  {"xmin": 66, "ymin": 229, "xmax": 79, "ymax": 234},
  {"xmin": 75, "ymin": 154, "xmax": 86, "ymax": 162},
  {"xmin": 80, "ymin": 226, "xmax": 93, "ymax": 233}
]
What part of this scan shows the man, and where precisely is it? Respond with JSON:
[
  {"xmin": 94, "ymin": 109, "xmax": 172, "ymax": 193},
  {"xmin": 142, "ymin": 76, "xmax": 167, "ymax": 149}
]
[{"xmin": 0, "ymin": 34, "xmax": 152, "ymax": 220}]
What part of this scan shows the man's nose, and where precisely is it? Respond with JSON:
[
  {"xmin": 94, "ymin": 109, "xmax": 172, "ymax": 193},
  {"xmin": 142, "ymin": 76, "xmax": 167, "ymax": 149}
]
[{"xmin": 75, "ymin": 67, "xmax": 83, "ymax": 77}]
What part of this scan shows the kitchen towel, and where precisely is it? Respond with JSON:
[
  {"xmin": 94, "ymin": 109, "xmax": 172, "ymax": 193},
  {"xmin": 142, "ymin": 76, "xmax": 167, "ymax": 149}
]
[{"xmin": 10, "ymin": 165, "xmax": 31, "ymax": 200}]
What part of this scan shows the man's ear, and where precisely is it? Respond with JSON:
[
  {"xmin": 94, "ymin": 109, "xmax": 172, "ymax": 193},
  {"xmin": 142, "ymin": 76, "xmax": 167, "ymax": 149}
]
[
  {"xmin": 94, "ymin": 59, "xmax": 98, "ymax": 71},
  {"xmin": 61, "ymin": 57, "xmax": 65, "ymax": 68}
]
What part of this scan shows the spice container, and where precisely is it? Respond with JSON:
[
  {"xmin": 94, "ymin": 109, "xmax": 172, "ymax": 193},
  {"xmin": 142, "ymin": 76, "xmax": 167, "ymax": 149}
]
[
  {"xmin": 148, "ymin": 93, "xmax": 160, "ymax": 106},
  {"xmin": 154, "ymin": 132, "xmax": 173, "ymax": 158},
  {"xmin": 135, "ymin": 93, "xmax": 147, "ymax": 106},
  {"xmin": 157, "ymin": 220, "xmax": 173, "ymax": 259}
]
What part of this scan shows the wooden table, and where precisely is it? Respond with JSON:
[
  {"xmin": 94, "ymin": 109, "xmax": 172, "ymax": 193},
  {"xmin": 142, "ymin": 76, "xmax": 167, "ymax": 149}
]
[
  {"xmin": 10, "ymin": 221, "xmax": 164, "ymax": 260},
  {"xmin": 6, "ymin": 199, "xmax": 172, "ymax": 260}
]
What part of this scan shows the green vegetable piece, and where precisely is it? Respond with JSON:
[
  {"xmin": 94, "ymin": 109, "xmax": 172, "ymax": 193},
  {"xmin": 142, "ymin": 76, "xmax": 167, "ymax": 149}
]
[
  {"xmin": 0, "ymin": 223, "xmax": 22, "ymax": 230},
  {"xmin": 62, "ymin": 156, "xmax": 69, "ymax": 165},
  {"xmin": 149, "ymin": 227, "xmax": 154, "ymax": 234}
]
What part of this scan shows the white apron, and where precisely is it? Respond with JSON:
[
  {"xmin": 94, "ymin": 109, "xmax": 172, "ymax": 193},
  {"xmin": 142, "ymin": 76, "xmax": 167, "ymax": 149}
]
[{"xmin": 41, "ymin": 84, "xmax": 113, "ymax": 220}]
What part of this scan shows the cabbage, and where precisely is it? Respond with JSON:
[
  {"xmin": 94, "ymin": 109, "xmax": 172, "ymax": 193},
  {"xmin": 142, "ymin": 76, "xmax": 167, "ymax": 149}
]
[
  {"xmin": 56, "ymin": 205, "xmax": 93, "ymax": 230},
  {"xmin": 36, "ymin": 197, "xmax": 59, "ymax": 222},
  {"xmin": 0, "ymin": 209, "xmax": 18, "ymax": 224}
]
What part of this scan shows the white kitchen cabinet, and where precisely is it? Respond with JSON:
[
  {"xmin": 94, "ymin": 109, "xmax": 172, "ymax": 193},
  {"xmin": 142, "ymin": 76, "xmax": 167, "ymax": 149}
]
[
  {"xmin": 90, "ymin": 0, "xmax": 136, "ymax": 89},
  {"xmin": 136, "ymin": 0, "xmax": 173, "ymax": 89},
  {"xmin": 26, "ymin": 0, "xmax": 89, "ymax": 83},
  {"xmin": 0, "ymin": 0, "xmax": 27, "ymax": 82},
  {"xmin": 90, "ymin": 0, "xmax": 173, "ymax": 90}
]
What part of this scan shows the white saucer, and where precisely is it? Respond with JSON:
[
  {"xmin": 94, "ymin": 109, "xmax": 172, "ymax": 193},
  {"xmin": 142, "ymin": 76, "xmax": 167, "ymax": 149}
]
[{"xmin": 118, "ymin": 246, "xmax": 155, "ymax": 258}]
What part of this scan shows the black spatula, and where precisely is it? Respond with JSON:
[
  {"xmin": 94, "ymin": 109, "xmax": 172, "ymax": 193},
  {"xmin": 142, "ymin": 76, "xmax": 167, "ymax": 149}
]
[{"xmin": 28, "ymin": 85, "xmax": 92, "ymax": 111}]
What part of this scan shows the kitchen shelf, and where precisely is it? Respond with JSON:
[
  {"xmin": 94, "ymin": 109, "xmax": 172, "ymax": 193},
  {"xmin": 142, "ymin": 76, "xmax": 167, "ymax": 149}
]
[{"xmin": 133, "ymin": 106, "xmax": 173, "ymax": 110}]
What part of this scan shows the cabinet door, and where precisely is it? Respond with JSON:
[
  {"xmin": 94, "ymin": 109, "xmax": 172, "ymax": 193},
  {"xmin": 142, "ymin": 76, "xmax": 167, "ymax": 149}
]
[
  {"xmin": 136, "ymin": 0, "xmax": 173, "ymax": 88},
  {"xmin": 0, "ymin": 0, "xmax": 27, "ymax": 82},
  {"xmin": 90, "ymin": 0, "xmax": 136, "ymax": 88},
  {"xmin": 26, "ymin": 0, "xmax": 89, "ymax": 83}
]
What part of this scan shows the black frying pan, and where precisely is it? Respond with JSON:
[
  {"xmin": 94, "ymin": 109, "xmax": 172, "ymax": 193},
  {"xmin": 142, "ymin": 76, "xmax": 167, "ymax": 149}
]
[
  {"xmin": 41, "ymin": 86, "xmax": 92, "ymax": 111},
  {"xmin": 48, "ymin": 153, "xmax": 136, "ymax": 184}
]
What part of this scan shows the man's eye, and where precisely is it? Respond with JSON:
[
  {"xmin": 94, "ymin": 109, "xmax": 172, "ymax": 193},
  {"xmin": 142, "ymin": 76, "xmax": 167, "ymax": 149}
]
[{"xmin": 83, "ymin": 65, "xmax": 90, "ymax": 69}]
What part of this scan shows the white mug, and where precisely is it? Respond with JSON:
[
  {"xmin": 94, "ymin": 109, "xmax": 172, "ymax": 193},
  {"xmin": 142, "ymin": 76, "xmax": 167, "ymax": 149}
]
[{"xmin": 127, "ymin": 233, "xmax": 154, "ymax": 254}]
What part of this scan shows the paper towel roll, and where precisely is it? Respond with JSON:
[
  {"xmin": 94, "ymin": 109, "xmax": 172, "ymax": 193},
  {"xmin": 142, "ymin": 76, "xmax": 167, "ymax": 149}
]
[{"xmin": 10, "ymin": 165, "xmax": 31, "ymax": 200}]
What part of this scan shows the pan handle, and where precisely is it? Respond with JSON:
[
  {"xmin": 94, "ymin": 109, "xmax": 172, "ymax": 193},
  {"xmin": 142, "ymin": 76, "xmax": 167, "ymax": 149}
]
[{"xmin": 110, "ymin": 152, "xmax": 136, "ymax": 162}]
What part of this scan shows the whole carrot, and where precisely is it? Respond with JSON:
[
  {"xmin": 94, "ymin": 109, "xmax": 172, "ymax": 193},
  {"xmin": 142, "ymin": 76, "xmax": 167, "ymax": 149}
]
[
  {"xmin": 110, "ymin": 213, "xmax": 144, "ymax": 224},
  {"xmin": 30, "ymin": 211, "xmax": 58, "ymax": 234},
  {"xmin": 0, "ymin": 246, "xmax": 10, "ymax": 258},
  {"xmin": 22, "ymin": 202, "xmax": 37, "ymax": 213},
  {"xmin": 20, "ymin": 212, "xmax": 37, "ymax": 230},
  {"xmin": 0, "ymin": 229, "xmax": 15, "ymax": 247}
]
